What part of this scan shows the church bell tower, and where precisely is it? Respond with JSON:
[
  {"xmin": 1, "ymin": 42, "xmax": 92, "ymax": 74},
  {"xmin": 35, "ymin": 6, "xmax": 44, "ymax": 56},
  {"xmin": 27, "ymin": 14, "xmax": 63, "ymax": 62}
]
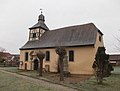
[{"xmin": 29, "ymin": 10, "xmax": 49, "ymax": 41}]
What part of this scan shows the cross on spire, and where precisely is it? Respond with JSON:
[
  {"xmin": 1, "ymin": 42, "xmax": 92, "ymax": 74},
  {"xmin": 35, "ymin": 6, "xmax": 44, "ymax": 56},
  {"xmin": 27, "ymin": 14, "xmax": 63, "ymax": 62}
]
[{"xmin": 40, "ymin": 9, "xmax": 43, "ymax": 14}]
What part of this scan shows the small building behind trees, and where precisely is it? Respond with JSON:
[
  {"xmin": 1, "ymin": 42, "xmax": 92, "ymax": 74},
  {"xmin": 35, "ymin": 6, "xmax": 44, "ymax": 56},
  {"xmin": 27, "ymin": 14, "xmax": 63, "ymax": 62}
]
[
  {"xmin": 109, "ymin": 54, "xmax": 120, "ymax": 66},
  {"xmin": 0, "ymin": 52, "xmax": 20, "ymax": 67}
]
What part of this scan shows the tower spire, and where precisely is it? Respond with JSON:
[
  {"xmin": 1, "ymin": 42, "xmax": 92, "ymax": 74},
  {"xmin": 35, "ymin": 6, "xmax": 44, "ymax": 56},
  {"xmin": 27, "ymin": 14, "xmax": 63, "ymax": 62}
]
[
  {"xmin": 29, "ymin": 9, "xmax": 49, "ymax": 31},
  {"xmin": 38, "ymin": 8, "xmax": 45, "ymax": 22}
]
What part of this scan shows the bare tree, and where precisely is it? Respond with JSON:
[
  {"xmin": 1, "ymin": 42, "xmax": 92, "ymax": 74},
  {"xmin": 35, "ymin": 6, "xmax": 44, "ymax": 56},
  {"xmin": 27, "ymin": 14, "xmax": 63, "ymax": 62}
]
[
  {"xmin": 56, "ymin": 47, "xmax": 66, "ymax": 81},
  {"xmin": 0, "ymin": 47, "xmax": 6, "ymax": 63},
  {"xmin": 36, "ymin": 51, "xmax": 45, "ymax": 76},
  {"xmin": 0, "ymin": 47, "xmax": 6, "ymax": 52}
]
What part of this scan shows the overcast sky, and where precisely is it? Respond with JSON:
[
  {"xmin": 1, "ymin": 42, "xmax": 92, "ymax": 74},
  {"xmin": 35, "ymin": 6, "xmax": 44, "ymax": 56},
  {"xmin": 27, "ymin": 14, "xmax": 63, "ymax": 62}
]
[{"xmin": 0, "ymin": 0, "xmax": 120, "ymax": 54}]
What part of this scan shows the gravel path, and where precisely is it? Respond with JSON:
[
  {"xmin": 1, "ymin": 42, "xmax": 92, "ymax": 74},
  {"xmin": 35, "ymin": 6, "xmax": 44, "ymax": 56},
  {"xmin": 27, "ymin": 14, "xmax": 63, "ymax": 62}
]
[{"xmin": 0, "ymin": 69, "xmax": 78, "ymax": 91}]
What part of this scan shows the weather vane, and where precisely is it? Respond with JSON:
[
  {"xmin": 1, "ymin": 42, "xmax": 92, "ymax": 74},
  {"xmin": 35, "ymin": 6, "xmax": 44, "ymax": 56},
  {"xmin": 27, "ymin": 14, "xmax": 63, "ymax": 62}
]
[{"xmin": 40, "ymin": 9, "xmax": 43, "ymax": 14}]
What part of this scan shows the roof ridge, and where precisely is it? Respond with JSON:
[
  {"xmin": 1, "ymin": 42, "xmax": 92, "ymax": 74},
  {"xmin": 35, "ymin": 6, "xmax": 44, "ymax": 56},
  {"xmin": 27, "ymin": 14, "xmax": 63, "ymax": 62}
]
[{"xmin": 51, "ymin": 23, "xmax": 95, "ymax": 31}]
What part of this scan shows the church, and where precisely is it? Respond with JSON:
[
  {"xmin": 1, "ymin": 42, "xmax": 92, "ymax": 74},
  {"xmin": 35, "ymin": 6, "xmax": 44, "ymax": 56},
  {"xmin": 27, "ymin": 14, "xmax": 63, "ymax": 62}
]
[{"xmin": 19, "ymin": 12, "xmax": 104, "ymax": 74}]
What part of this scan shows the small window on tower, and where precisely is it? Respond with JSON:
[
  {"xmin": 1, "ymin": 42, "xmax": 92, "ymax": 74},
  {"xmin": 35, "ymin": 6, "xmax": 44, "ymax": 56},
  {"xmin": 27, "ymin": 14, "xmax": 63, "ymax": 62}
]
[{"xmin": 32, "ymin": 33, "xmax": 36, "ymax": 38}]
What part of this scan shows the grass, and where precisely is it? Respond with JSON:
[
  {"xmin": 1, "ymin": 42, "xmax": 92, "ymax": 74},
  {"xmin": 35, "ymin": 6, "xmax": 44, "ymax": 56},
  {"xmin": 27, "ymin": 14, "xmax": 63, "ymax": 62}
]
[
  {"xmin": 73, "ymin": 66, "xmax": 120, "ymax": 91},
  {"xmin": 2, "ymin": 67, "xmax": 50, "ymax": 81},
  {"xmin": 1, "ymin": 66, "xmax": 120, "ymax": 91},
  {"xmin": 1, "ymin": 67, "xmax": 20, "ymax": 72},
  {"xmin": 0, "ymin": 70, "xmax": 53, "ymax": 91}
]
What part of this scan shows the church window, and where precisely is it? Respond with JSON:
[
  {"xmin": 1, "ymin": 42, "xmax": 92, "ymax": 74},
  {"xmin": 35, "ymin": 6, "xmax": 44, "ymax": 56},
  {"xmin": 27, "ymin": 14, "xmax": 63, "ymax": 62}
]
[
  {"xmin": 69, "ymin": 50, "xmax": 74, "ymax": 62},
  {"xmin": 25, "ymin": 52, "xmax": 28, "ymax": 61},
  {"xmin": 46, "ymin": 51, "xmax": 50, "ymax": 61}
]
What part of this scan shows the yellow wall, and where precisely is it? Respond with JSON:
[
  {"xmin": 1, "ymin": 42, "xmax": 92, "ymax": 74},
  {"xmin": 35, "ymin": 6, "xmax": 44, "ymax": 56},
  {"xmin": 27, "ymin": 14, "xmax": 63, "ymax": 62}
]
[{"xmin": 19, "ymin": 32, "xmax": 104, "ymax": 74}]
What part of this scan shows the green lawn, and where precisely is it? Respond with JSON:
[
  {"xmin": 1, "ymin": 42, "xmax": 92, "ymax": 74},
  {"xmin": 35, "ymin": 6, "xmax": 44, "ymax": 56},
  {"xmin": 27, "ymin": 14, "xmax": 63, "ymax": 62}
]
[
  {"xmin": 2, "ymin": 67, "xmax": 53, "ymax": 81},
  {"xmin": 0, "ymin": 70, "xmax": 52, "ymax": 91},
  {"xmin": 73, "ymin": 67, "xmax": 120, "ymax": 91},
  {"xmin": 1, "ymin": 66, "xmax": 120, "ymax": 91},
  {"xmin": 1, "ymin": 67, "xmax": 20, "ymax": 73}
]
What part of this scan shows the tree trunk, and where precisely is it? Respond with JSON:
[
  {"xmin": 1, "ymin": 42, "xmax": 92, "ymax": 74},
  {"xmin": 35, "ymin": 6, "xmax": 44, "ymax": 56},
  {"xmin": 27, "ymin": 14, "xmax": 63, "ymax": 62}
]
[
  {"xmin": 59, "ymin": 57, "xmax": 64, "ymax": 81},
  {"xmin": 57, "ymin": 58, "xmax": 60, "ymax": 73},
  {"xmin": 55, "ymin": 47, "xmax": 66, "ymax": 81},
  {"xmin": 36, "ymin": 51, "xmax": 45, "ymax": 77},
  {"xmin": 39, "ymin": 60, "xmax": 43, "ymax": 76}
]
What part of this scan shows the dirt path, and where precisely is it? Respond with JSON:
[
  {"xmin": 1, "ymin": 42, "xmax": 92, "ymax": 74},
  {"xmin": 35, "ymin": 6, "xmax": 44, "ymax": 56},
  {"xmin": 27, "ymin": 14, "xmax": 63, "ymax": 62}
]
[{"xmin": 0, "ymin": 69, "xmax": 78, "ymax": 91}]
